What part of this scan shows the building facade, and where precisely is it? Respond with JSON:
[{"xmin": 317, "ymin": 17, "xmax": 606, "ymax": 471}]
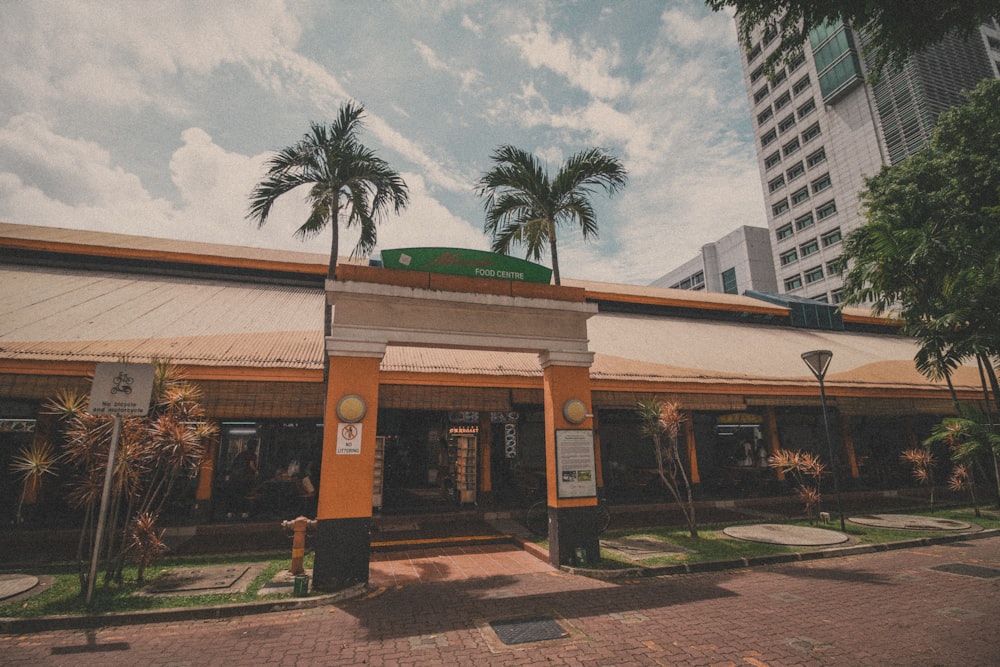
[
  {"xmin": 739, "ymin": 17, "xmax": 1000, "ymax": 303},
  {"xmin": 1, "ymin": 223, "xmax": 989, "ymax": 586},
  {"xmin": 650, "ymin": 225, "xmax": 778, "ymax": 295}
]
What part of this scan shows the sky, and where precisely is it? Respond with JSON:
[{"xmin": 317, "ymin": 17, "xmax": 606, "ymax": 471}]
[{"xmin": 0, "ymin": 0, "xmax": 767, "ymax": 286}]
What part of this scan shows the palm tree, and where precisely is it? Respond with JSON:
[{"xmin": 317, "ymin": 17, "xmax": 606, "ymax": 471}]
[
  {"xmin": 247, "ymin": 102, "xmax": 409, "ymax": 280},
  {"xmin": 476, "ymin": 145, "xmax": 626, "ymax": 285}
]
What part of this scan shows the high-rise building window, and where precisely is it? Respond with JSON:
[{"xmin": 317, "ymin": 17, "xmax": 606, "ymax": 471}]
[
  {"xmin": 791, "ymin": 186, "xmax": 810, "ymax": 205},
  {"xmin": 782, "ymin": 137, "xmax": 801, "ymax": 156},
  {"xmin": 750, "ymin": 65, "xmax": 765, "ymax": 83},
  {"xmin": 773, "ymin": 91, "xmax": 792, "ymax": 110},
  {"xmin": 786, "ymin": 161, "xmax": 805, "ymax": 180},
  {"xmin": 795, "ymin": 212, "xmax": 815, "ymax": 230},
  {"xmin": 754, "ymin": 86, "xmax": 769, "ymax": 104},
  {"xmin": 747, "ymin": 43, "xmax": 762, "ymax": 62},
  {"xmin": 784, "ymin": 275, "xmax": 803, "ymax": 291},
  {"xmin": 780, "ymin": 249, "xmax": 799, "ymax": 266},
  {"xmin": 816, "ymin": 200, "xmax": 838, "ymax": 219},
  {"xmin": 806, "ymin": 147, "xmax": 827, "ymax": 168},
  {"xmin": 788, "ymin": 51, "xmax": 806, "ymax": 71},
  {"xmin": 772, "ymin": 68, "xmax": 788, "ymax": 86},
  {"xmin": 792, "ymin": 75, "xmax": 811, "ymax": 95},
  {"xmin": 761, "ymin": 129, "xmax": 777, "ymax": 147},
  {"xmin": 757, "ymin": 107, "xmax": 774, "ymax": 124},
  {"xmin": 805, "ymin": 265, "xmax": 824, "ymax": 283},
  {"xmin": 797, "ymin": 98, "xmax": 816, "ymax": 118},
  {"xmin": 826, "ymin": 257, "xmax": 844, "ymax": 274},
  {"xmin": 811, "ymin": 173, "xmax": 832, "ymax": 193},
  {"xmin": 764, "ymin": 151, "xmax": 781, "ymax": 169},
  {"xmin": 768, "ymin": 174, "xmax": 786, "ymax": 192},
  {"xmin": 821, "ymin": 228, "xmax": 842, "ymax": 246},
  {"xmin": 800, "ymin": 239, "xmax": 820, "ymax": 257},
  {"xmin": 778, "ymin": 114, "xmax": 796, "ymax": 133},
  {"xmin": 772, "ymin": 198, "xmax": 790, "ymax": 216},
  {"xmin": 802, "ymin": 122, "xmax": 822, "ymax": 142},
  {"xmin": 831, "ymin": 288, "xmax": 843, "ymax": 304},
  {"xmin": 721, "ymin": 267, "xmax": 739, "ymax": 294},
  {"xmin": 776, "ymin": 224, "xmax": 794, "ymax": 241}
]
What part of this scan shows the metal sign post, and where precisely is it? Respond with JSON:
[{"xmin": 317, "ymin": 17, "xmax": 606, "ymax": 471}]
[{"xmin": 85, "ymin": 363, "xmax": 155, "ymax": 607}]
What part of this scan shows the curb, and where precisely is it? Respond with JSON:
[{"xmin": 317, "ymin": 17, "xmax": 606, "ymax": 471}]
[
  {"xmin": 562, "ymin": 527, "xmax": 1000, "ymax": 580},
  {"xmin": 0, "ymin": 583, "xmax": 366, "ymax": 635}
]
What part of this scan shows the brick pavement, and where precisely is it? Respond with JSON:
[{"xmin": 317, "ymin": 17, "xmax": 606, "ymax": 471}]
[{"xmin": 3, "ymin": 536, "xmax": 998, "ymax": 666}]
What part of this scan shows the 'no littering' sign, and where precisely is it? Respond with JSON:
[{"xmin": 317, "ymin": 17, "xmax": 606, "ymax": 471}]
[{"xmin": 88, "ymin": 363, "xmax": 156, "ymax": 417}]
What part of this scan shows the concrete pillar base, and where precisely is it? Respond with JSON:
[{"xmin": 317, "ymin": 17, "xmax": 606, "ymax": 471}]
[
  {"xmin": 312, "ymin": 517, "xmax": 371, "ymax": 591},
  {"xmin": 548, "ymin": 505, "xmax": 600, "ymax": 567}
]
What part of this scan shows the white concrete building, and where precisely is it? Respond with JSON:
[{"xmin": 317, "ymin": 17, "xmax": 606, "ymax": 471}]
[{"xmin": 650, "ymin": 225, "xmax": 778, "ymax": 295}]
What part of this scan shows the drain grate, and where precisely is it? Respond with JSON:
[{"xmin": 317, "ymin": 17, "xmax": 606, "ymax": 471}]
[
  {"xmin": 489, "ymin": 615, "xmax": 569, "ymax": 645},
  {"xmin": 930, "ymin": 563, "xmax": 1000, "ymax": 579}
]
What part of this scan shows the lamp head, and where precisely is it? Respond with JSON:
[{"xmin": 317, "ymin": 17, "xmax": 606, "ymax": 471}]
[{"xmin": 801, "ymin": 349, "xmax": 833, "ymax": 381}]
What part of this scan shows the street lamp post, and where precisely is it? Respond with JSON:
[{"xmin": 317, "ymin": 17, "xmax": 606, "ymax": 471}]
[{"xmin": 801, "ymin": 349, "xmax": 846, "ymax": 532}]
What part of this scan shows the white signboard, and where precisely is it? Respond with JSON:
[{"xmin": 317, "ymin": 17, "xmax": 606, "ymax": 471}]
[
  {"xmin": 556, "ymin": 429, "xmax": 598, "ymax": 498},
  {"xmin": 336, "ymin": 422, "xmax": 363, "ymax": 455},
  {"xmin": 88, "ymin": 363, "xmax": 156, "ymax": 416}
]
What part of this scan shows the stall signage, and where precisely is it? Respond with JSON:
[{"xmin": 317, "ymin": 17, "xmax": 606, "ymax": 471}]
[
  {"xmin": 555, "ymin": 429, "xmax": 598, "ymax": 498},
  {"xmin": 88, "ymin": 363, "xmax": 155, "ymax": 416},
  {"xmin": 336, "ymin": 422, "xmax": 362, "ymax": 455},
  {"xmin": 381, "ymin": 247, "xmax": 552, "ymax": 284}
]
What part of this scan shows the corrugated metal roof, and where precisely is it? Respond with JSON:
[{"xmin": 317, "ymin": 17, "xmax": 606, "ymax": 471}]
[{"xmin": 1, "ymin": 266, "xmax": 325, "ymax": 368}]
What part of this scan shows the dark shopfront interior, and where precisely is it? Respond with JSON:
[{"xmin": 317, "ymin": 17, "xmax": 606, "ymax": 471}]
[{"xmin": 1, "ymin": 402, "xmax": 949, "ymax": 530}]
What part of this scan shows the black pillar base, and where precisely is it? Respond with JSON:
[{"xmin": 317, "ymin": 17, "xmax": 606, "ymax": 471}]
[
  {"xmin": 547, "ymin": 505, "xmax": 601, "ymax": 567},
  {"xmin": 312, "ymin": 517, "xmax": 371, "ymax": 592}
]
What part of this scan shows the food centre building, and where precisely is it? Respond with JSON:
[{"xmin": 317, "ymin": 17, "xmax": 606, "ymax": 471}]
[{"xmin": 0, "ymin": 223, "xmax": 984, "ymax": 589}]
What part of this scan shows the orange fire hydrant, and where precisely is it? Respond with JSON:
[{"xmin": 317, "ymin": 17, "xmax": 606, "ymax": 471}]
[{"xmin": 281, "ymin": 516, "xmax": 316, "ymax": 576}]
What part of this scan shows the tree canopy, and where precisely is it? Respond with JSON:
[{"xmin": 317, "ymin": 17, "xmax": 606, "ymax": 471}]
[
  {"xmin": 247, "ymin": 102, "xmax": 409, "ymax": 280},
  {"xmin": 706, "ymin": 0, "xmax": 1000, "ymax": 77},
  {"xmin": 476, "ymin": 145, "xmax": 627, "ymax": 285},
  {"xmin": 839, "ymin": 79, "xmax": 1000, "ymax": 395}
]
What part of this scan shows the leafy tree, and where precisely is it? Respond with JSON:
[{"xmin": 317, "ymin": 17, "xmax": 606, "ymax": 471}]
[
  {"xmin": 636, "ymin": 398, "xmax": 698, "ymax": 537},
  {"xmin": 925, "ymin": 406, "xmax": 1000, "ymax": 515},
  {"xmin": 476, "ymin": 145, "xmax": 627, "ymax": 285},
  {"xmin": 840, "ymin": 79, "xmax": 1000, "ymax": 502},
  {"xmin": 247, "ymin": 102, "xmax": 410, "ymax": 281},
  {"xmin": 706, "ymin": 0, "xmax": 999, "ymax": 78},
  {"xmin": 44, "ymin": 362, "xmax": 218, "ymax": 592},
  {"xmin": 840, "ymin": 79, "xmax": 1000, "ymax": 399}
]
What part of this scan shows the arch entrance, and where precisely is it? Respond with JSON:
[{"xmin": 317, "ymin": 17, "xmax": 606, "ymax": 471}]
[{"xmin": 312, "ymin": 265, "xmax": 599, "ymax": 591}]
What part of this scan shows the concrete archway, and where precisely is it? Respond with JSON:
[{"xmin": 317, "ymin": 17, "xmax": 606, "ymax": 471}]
[{"xmin": 312, "ymin": 265, "xmax": 600, "ymax": 591}]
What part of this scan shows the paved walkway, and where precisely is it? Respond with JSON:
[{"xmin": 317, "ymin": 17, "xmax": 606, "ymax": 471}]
[{"xmin": 3, "ymin": 536, "xmax": 999, "ymax": 665}]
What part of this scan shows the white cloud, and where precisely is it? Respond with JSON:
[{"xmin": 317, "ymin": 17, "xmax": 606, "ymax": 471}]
[{"xmin": 507, "ymin": 21, "xmax": 627, "ymax": 100}]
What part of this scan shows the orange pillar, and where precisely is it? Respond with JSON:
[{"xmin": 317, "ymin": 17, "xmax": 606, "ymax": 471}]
[
  {"xmin": 840, "ymin": 414, "xmax": 860, "ymax": 478},
  {"xmin": 765, "ymin": 406, "xmax": 784, "ymax": 480},
  {"xmin": 312, "ymin": 352, "xmax": 382, "ymax": 592},
  {"xmin": 193, "ymin": 439, "xmax": 217, "ymax": 520},
  {"xmin": 541, "ymin": 351, "xmax": 597, "ymax": 566},
  {"xmin": 684, "ymin": 410, "xmax": 700, "ymax": 484},
  {"xmin": 478, "ymin": 411, "xmax": 493, "ymax": 499}
]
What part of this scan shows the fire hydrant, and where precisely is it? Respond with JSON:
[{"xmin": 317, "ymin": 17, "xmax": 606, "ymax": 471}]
[{"xmin": 281, "ymin": 515, "xmax": 316, "ymax": 576}]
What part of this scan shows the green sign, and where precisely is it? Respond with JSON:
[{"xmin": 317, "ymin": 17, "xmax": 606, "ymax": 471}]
[{"xmin": 380, "ymin": 248, "xmax": 552, "ymax": 284}]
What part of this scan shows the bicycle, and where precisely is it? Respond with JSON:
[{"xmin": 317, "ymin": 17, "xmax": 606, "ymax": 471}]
[{"xmin": 525, "ymin": 499, "xmax": 611, "ymax": 537}]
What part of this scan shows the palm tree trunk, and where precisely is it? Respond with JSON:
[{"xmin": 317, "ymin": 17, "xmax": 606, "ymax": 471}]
[{"xmin": 547, "ymin": 219, "xmax": 560, "ymax": 285}]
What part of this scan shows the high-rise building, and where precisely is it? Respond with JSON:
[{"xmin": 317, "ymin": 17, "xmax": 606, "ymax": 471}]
[{"xmin": 738, "ymin": 17, "xmax": 1000, "ymax": 303}]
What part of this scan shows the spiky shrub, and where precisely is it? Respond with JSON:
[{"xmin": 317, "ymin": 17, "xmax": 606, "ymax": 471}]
[
  {"xmin": 924, "ymin": 406, "xmax": 1000, "ymax": 518},
  {"xmin": 9, "ymin": 439, "xmax": 60, "ymax": 524},
  {"xmin": 901, "ymin": 447, "xmax": 937, "ymax": 507},
  {"xmin": 636, "ymin": 397, "xmax": 698, "ymax": 537},
  {"xmin": 769, "ymin": 449, "xmax": 825, "ymax": 524},
  {"xmin": 126, "ymin": 511, "xmax": 168, "ymax": 584},
  {"xmin": 44, "ymin": 361, "xmax": 219, "ymax": 591}
]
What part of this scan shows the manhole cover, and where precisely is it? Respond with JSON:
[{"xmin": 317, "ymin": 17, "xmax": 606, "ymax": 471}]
[
  {"xmin": 489, "ymin": 615, "xmax": 569, "ymax": 645},
  {"xmin": 930, "ymin": 563, "xmax": 1000, "ymax": 579},
  {"xmin": 602, "ymin": 536, "xmax": 688, "ymax": 560},
  {"xmin": 145, "ymin": 565, "xmax": 251, "ymax": 593}
]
